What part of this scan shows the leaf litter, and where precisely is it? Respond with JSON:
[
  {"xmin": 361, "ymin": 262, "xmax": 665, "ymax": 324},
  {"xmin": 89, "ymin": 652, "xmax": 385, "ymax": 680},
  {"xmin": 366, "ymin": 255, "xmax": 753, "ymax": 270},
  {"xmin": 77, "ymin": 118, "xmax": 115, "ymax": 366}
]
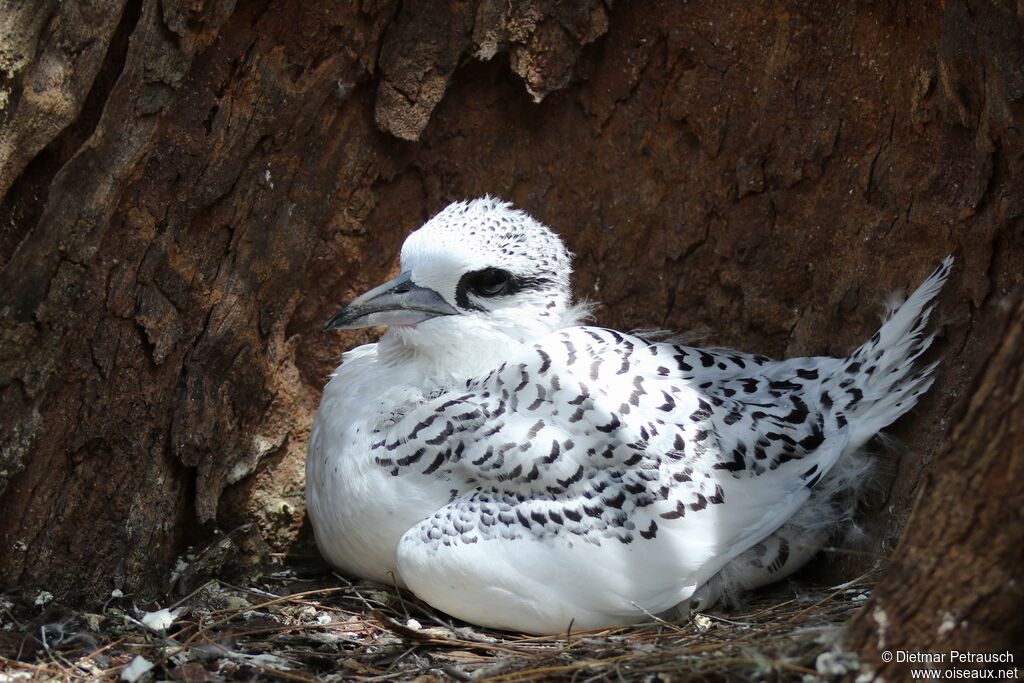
[{"xmin": 0, "ymin": 557, "xmax": 873, "ymax": 682}]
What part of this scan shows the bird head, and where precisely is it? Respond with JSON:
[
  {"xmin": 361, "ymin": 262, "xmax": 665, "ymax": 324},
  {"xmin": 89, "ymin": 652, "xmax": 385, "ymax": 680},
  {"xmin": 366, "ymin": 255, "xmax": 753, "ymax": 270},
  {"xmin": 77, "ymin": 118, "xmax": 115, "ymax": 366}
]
[{"xmin": 325, "ymin": 198, "xmax": 579, "ymax": 365}]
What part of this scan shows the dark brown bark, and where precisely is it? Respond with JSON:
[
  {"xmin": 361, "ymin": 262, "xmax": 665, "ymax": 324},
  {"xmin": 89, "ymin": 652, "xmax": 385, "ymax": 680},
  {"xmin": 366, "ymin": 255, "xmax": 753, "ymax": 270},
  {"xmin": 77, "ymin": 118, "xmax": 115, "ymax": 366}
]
[
  {"xmin": 0, "ymin": 0, "xmax": 1020, "ymax": 655},
  {"xmin": 844, "ymin": 295, "xmax": 1024, "ymax": 674}
]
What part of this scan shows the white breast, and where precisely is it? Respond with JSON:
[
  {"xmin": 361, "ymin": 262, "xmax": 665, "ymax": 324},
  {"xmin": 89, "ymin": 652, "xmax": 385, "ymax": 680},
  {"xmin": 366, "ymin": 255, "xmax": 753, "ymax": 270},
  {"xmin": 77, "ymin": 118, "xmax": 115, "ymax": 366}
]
[{"xmin": 305, "ymin": 343, "xmax": 453, "ymax": 584}]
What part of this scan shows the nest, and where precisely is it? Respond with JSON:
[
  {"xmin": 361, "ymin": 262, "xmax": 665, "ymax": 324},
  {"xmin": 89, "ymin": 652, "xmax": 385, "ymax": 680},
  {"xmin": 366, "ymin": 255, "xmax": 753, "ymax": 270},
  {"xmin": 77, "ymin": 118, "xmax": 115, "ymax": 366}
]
[{"xmin": 0, "ymin": 558, "xmax": 872, "ymax": 682}]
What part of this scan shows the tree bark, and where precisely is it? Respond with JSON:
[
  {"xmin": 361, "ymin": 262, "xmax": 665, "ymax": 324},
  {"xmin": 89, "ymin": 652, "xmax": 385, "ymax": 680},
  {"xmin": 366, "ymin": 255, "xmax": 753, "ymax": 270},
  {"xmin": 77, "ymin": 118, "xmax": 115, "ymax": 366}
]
[
  {"xmin": 844, "ymin": 295, "xmax": 1024, "ymax": 675},
  {"xmin": 0, "ymin": 0, "xmax": 1020, "ymax": 656}
]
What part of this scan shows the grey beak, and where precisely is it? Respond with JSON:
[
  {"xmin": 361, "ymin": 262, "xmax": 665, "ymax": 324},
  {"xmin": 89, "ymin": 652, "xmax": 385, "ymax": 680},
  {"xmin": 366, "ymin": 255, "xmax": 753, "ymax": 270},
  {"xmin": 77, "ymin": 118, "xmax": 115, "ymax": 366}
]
[{"xmin": 324, "ymin": 271, "xmax": 459, "ymax": 330}]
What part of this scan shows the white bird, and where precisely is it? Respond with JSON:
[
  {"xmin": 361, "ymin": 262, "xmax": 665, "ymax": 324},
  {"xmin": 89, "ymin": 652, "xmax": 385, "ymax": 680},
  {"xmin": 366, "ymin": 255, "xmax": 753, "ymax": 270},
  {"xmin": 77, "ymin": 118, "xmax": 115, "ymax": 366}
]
[{"xmin": 306, "ymin": 197, "xmax": 951, "ymax": 635}]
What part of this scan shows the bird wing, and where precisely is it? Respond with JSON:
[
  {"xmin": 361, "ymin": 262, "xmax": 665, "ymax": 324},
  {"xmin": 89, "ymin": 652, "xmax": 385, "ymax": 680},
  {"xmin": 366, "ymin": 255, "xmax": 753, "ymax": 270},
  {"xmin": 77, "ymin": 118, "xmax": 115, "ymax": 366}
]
[{"xmin": 367, "ymin": 326, "xmax": 851, "ymax": 632}]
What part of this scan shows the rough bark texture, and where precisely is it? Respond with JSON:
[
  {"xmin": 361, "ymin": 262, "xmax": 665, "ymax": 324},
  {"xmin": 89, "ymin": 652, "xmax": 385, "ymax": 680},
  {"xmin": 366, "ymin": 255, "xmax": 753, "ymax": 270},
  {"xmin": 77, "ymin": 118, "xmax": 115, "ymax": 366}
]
[
  {"xmin": 844, "ymin": 296, "xmax": 1024, "ymax": 674},
  {"xmin": 0, "ymin": 0, "xmax": 1020, "ymax": 650}
]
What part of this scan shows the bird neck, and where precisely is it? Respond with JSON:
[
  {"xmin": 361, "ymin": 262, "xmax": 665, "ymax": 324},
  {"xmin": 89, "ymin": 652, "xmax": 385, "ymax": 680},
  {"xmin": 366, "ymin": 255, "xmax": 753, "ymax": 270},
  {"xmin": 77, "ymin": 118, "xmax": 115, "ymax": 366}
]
[{"xmin": 377, "ymin": 307, "xmax": 578, "ymax": 386}]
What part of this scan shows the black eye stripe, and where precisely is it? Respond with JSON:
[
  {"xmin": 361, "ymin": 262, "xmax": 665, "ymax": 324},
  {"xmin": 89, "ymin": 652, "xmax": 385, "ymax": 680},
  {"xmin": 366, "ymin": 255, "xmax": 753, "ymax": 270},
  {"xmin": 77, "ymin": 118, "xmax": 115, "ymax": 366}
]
[{"xmin": 454, "ymin": 269, "xmax": 554, "ymax": 310}]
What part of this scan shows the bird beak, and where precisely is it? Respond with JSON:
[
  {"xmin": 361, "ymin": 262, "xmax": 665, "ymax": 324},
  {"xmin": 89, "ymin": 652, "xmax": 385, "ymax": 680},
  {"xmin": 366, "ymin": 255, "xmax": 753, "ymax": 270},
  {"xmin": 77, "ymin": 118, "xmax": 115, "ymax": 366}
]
[{"xmin": 324, "ymin": 271, "xmax": 459, "ymax": 330}]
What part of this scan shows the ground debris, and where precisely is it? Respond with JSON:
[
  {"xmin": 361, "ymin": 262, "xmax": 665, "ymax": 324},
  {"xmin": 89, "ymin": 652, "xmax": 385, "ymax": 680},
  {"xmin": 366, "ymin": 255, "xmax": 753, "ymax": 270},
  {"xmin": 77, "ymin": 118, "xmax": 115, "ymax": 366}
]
[{"xmin": 0, "ymin": 561, "xmax": 875, "ymax": 681}]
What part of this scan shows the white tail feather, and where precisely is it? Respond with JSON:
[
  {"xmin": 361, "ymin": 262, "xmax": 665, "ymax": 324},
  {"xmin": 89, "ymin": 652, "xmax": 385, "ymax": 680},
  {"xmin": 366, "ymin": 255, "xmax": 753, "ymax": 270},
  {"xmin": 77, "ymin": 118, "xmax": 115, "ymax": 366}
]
[{"xmin": 838, "ymin": 257, "xmax": 953, "ymax": 448}]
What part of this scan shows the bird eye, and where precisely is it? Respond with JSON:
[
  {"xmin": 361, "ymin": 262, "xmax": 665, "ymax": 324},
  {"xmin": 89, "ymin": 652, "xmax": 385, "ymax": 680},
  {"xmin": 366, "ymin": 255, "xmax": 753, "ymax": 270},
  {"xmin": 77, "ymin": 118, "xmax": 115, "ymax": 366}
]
[{"xmin": 468, "ymin": 268, "xmax": 513, "ymax": 297}]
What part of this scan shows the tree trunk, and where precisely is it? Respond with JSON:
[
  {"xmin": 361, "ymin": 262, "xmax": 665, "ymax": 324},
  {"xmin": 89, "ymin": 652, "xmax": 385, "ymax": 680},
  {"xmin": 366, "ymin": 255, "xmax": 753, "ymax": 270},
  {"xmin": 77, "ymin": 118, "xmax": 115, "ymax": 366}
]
[
  {"xmin": 0, "ymin": 0, "xmax": 1020, "ymax": 653},
  {"xmin": 844, "ymin": 295, "xmax": 1024, "ymax": 674}
]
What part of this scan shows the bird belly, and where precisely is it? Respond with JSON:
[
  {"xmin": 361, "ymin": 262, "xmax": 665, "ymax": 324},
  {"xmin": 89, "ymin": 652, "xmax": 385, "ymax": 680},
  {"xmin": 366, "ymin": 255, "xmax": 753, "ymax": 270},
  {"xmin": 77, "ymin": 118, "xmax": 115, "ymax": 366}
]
[{"xmin": 396, "ymin": 527, "xmax": 699, "ymax": 634}]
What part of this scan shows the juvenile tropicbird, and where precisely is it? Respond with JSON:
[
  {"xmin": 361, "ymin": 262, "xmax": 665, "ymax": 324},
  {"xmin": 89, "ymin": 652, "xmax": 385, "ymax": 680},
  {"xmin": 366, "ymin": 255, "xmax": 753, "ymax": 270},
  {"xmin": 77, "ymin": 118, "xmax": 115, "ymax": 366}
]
[{"xmin": 307, "ymin": 197, "xmax": 951, "ymax": 634}]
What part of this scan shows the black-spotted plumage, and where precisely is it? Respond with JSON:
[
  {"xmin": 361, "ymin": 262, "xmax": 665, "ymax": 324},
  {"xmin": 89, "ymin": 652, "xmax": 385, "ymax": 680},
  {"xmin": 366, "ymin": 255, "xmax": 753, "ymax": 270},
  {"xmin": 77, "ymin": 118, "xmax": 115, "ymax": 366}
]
[{"xmin": 306, "ymin": 197, "xmax": 952, "ymax": 634}]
